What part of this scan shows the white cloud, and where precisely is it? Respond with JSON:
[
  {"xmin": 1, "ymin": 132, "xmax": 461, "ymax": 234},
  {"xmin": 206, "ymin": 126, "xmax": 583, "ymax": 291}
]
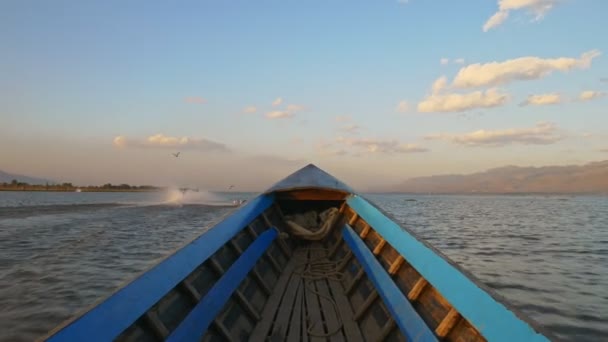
[
  {"xmin": 113, "ymin": 136, "xmax": 128, "ymax": 148},
  {"xmin": 426, "ymin": 122, "xmax": 562, "ymax": 146},
  {"xmin": 265, "ymin": 110, "xmax": 293, "ymax": 119},
  {"xmin": 317, "ymin": 136, "xmax": 428, "ymax": 156},
  {"xmin": 337, "ymin": 137, "xmax": 428, "ymax": 154},
  {"xmin": 396, "ymin": 100, "xmax": 409, "ymax": 113},
  {"xmin": 397, "ymin": 0, "xmax": 410, "ymax": 4},
  {"xmin": 264, "ymin": 103, "xmax": 305, "ymax": 119},
  {"xmin": 113, "ymin": 134, "xmax": 229, "ymax": 152},
  {"xmin": 579, "ymin": 90, "xmax": 607, "ymax": 101},
  {"xmin": 340, "ymin": 124, "xmax": 361, "ymax": 134},
  {"xmin": 334, "ymin": 116, "xmax": 361, "ymax": 134},
  {"xmin": 483, "ymin": 0, "xmax": 559, "ymax": 31},
  {"xmin": 520, "ymin": 93, "xmax": 562, "ymax": 106},
  {"xmin": 184, "ymin": 96, "xmax": 207, "ymax": 104},
  {"xmin": 272, "ymin": 97, "xmax": 283, "ymax": 107},
  {"xmin": 431, "ymin": 76, "xmax": 448, "ymax": 94},
  {"xmin": 452, "ymin": 50, "xmax": 601, "ymax": 88},
  {"xmin": 418, "ymin": 88, "xmax": 509, "ymax": 113},
  {"xmin": 335, "ymin": 116, "xmax": 351, "ymax": 123},
  {"xmin": 248, "ymin": 155, "xmax": 305, "ymax": 167},
  {"xmin": 242, "ymin": 106, "xmax": 257, "ymax": 113},
  {"xmin": 315, "ymin": 141, "xmax": 349, "ymax": 157},
  {"xmin": 441, "ymin": 59, "xmax": 466, "ymax": 66},
  {"xmin": 483, "ymin": 9, "xmax": 510, "ymax": 32},
  {"xmin": 286, "ymin": 104, "xmax": 305, "ymax": 112}
]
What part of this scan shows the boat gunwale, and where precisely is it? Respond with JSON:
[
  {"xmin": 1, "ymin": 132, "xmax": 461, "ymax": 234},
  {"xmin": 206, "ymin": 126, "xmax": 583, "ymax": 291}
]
[
  {"xmin": 342, "ymin": 223, "xmax": 439, "ymax": 342},
  {"xmin": 40, "ymin": 193, "xmax": 274, "ymax": 341},
  {"xmin": 349, "ymin": 193, "xmax": 559, "ymax": 342},
  {"xmin": 165, "ymin": 228, "xmax": 278, "ymax": 341}
]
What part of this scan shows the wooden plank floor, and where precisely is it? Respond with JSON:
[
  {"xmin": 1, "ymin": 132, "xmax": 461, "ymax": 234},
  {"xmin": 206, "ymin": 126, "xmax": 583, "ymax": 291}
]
[{"xmin": 251, "ymin": 245, "xmax": 364, "ymax": 342}]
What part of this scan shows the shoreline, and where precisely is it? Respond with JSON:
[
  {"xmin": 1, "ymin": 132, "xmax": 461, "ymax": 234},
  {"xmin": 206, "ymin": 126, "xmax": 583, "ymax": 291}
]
[{"xmin": 0, "ymin": 188, "xmax": 163, "ymax": 193}]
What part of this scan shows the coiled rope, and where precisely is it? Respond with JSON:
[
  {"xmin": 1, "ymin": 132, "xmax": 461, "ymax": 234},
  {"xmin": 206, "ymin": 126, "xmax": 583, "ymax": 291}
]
[{"xmin": 293, "ymin": 247, "xmax": 352, "ymax": 337}]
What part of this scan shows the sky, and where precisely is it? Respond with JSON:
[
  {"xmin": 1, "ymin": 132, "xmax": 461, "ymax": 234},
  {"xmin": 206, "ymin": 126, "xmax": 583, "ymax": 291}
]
[{"xmin": 1, "ymin": 0, "xmax": 607, "ymax": 191}]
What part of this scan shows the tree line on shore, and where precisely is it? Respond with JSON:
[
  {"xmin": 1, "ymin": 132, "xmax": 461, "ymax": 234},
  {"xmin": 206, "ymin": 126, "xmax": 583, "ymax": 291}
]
[{"xmin": 0, "ymin": 180, "xmax": 161, "ymax": 192}]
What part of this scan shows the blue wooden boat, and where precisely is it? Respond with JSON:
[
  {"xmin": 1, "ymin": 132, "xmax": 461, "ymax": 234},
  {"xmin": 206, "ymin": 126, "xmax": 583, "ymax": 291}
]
[{"xmin": 43, "ymin": 164, "xmax": 554, "ymax": 342}]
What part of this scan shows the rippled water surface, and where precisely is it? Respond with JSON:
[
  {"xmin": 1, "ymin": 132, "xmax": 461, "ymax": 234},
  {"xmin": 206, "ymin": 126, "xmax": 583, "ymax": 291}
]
[{"xmin": 1, "ymin": 192, "xmax": 606, "ymax": 341}]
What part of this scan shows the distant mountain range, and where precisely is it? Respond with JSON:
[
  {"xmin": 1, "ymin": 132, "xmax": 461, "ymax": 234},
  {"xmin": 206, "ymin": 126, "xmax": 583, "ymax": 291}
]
[
  {"xmin": 394, "ymin": 160, "xmax": 608, "ymax": 194},
  {"xmin": 0, "ymin": 170, "xmax": 54, "ymax": 185}
]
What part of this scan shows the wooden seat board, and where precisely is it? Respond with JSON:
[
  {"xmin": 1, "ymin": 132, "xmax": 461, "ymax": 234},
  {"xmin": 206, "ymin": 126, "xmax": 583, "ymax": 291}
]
[
  {"xmin": 286, "ymin": 282, "xmax": 304, "ymax": 342},
  {"xmin": 326, "ymin": 278, "xmax": 364, "ymax": 342},
  {"xmin": 270, "ymin": 272, "xmax": 302, "ymax": 339},
  {"xmin": 252, "ymin": 245, "xmax": 367, "ymax": 342},
  {"xmin": 249, "ymin": 251, "xmax": 300, "ymax": 341}
]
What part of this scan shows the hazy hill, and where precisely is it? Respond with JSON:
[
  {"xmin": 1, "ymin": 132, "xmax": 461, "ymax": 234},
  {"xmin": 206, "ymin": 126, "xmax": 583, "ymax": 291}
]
[
  {"xmin": 394, "ymin": 161, "xmax": 608, "ymax": 194},
  {"xmin": 0, "ymin": 170, "xmax": 54, "ymax": 185}
]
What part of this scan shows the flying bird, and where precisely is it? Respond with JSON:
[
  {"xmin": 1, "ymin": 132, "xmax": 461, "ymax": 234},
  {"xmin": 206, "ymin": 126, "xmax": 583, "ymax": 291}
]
[
  {"xmin": 228, "ymin": 185, "xmax": 235, "ymax": 190},
  {"xmin": 172, "ymin": 152, "xmax": 181, "ymax": 158}
]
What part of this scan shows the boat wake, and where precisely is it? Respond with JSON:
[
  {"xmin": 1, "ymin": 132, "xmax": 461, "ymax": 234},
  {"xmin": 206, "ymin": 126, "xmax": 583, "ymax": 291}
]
[{"xmin": 163, "ymin": 188, "xmax": 237, "ymax": 207}]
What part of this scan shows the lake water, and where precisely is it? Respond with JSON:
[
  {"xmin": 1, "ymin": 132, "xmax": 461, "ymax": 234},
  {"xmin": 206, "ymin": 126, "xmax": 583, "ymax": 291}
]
[{"xmin": 0, "ymin": 191, "xmax": 606, "ymax": 341}]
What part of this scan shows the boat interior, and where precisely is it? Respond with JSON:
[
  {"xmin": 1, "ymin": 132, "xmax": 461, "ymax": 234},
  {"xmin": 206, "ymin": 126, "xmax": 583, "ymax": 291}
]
[{"xmin": 108, "ymin": 187, "xmax": 484, "ymax": 342}]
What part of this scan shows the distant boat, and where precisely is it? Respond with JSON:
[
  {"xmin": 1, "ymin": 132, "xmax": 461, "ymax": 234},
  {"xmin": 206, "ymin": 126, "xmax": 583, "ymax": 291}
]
[
  {"xmin": 231, "ymin": 199, "xmax": 247, "ymax": 206},
  {"xmin": 179, "ymin": 187, "xmax": 199, "ymax": 195},
  {"xmin": 75, "ymin": 188, "xmax": 82, "ymax": 193},
  {"xmin": 43, "ymin": 164, "xmax": 554, "ymax": 342}
]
